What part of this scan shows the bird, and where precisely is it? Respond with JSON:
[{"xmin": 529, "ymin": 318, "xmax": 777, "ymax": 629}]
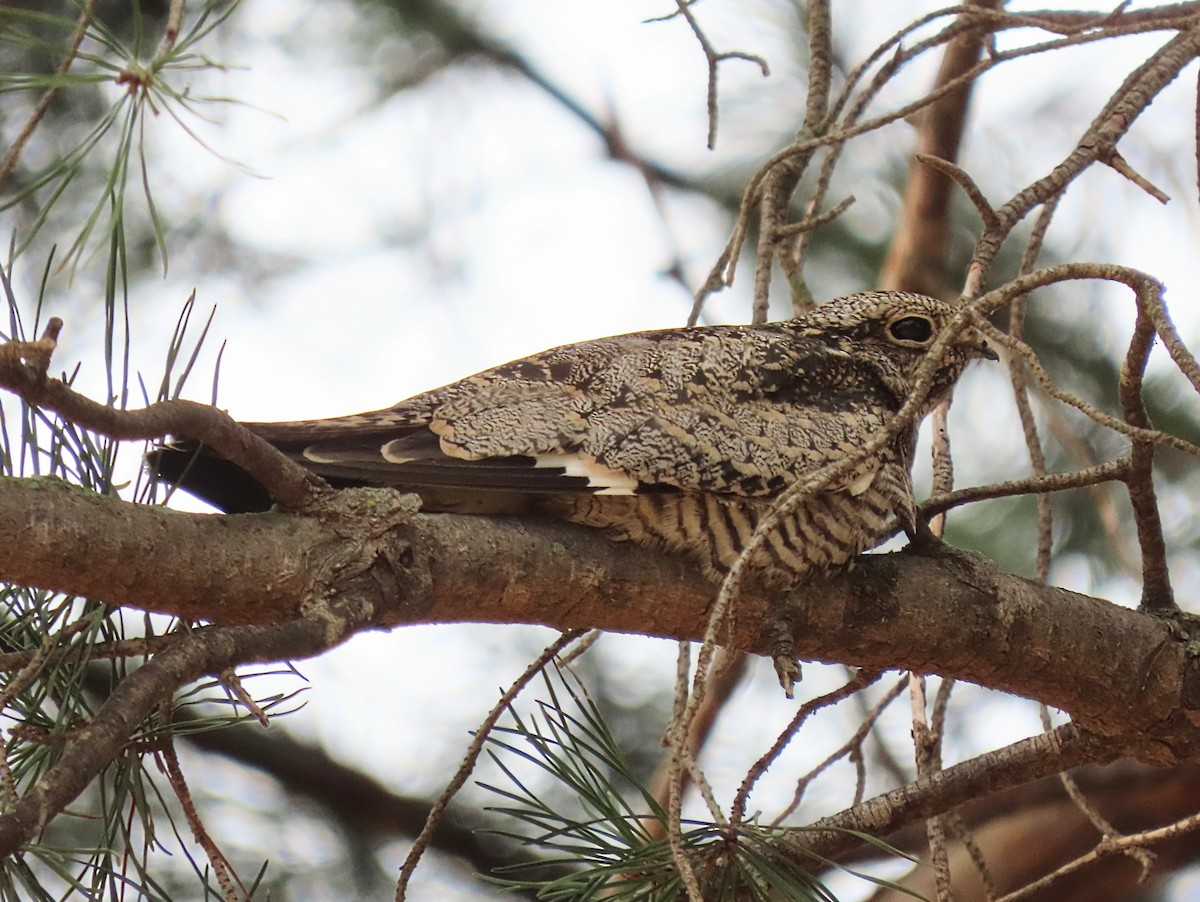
[{"xmin": 150, "ymin": 291, "xmax": 997, "ymax": 582}]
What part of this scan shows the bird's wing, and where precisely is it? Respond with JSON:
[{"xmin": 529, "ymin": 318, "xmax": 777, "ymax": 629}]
[
  {"xmin": 585, "ymin": 385, "xmax": 896, "ymax": 497},
  {"xmin": 284, "ymin": 382, "xmax": 638, "ymax": 496},
  {"xmin": 249, "ymin": 326, "xmax": 902, "ymax": 500}
]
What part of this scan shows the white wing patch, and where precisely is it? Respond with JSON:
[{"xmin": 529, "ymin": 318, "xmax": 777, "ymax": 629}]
[{"xmin": 534, "ymin": 453, "xmax": 638, "ymax": 494}]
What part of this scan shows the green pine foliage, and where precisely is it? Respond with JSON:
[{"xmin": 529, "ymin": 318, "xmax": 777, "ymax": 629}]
[{"xmin": 480, "ymin": 668, "xmax": 925, "ymax": 901}]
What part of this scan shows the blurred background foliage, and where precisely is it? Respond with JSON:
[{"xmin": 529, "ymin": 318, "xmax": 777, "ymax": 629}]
[{"xmin": 3, "ymin": 1, "xmax": 1200, "ymax": 899}]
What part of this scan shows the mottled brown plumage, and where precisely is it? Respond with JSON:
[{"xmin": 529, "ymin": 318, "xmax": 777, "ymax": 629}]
[{"xmin": 152, "ymin": 291, "xmax": 996, "ymax": 579}]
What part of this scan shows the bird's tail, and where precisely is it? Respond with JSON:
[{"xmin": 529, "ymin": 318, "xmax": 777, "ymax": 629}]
[{"xmin": 147, "ymin": 442, "xmax": 276, "ymax": 513}]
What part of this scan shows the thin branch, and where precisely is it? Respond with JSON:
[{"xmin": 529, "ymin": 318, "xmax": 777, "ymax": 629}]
[
  {"xmin": 1105, "ymin": 149, "xmax": 1171, "ymax": 203},
  {"xmin": 927, "ymin": 403, "xmax": 953, "ymax": 538},
  {"xmin": 1136, "ymin": 283, "xmax": 1200, "ymax": 395},
  {"xmin": 773, "ymin": 0, "xmax": 833, "ymax": 306},
  {"xmin": 774, "ymin": 195, "xmax": 856, "ymax": 237},
  {"xmin": 218, "ymin": 668, "xmax": 270, "ymax": 727},
  {"xmin": 395, "ymin": 630, "xmax": 584, "ymax": 899},
  {"xmin": 1119, "ymin": 306, "xmax": 1175, "ymax": 610},
  {"xmin": 153, "ymin": 0, "xmax": 186, "ymax": 61},
  {"xmin": 918, "ymin": 460, "xmax": 1128, "ymax": 520},
  {"xmin": 644, "ymin": 648, "xmax": 749, "ymax": 844},
  {"xmin": 665, "ymin": 642, "xmax": 704, "ymax": 902},
  {"xmin": 0, "ymin": 0, "xmax": 99, "ymax": 194},
  {"xmin": 994, "ymin": 808, "xmax": 1200, "ymax": 902},
  {"xmin": 0, "ymin": 318, "xmax": 325, "ymax": 511},
  {"xmin": 795, "ymin": 724, "xmax": 1109, "ymax": 860},
  {"xmin": 771, "ymin": 675, "xmax": 909, "ymax": 826},
  {"xmin": 946, "ymin": 811, "xmax": 998, "ymax": 900},
  {"xmin": 911, "ymin": 674, "xmax": 955, "ymax": 901},
  {"xmin": 156, "ymin": 699, "xmax": 243, "ymax": 901},
  {"xmin": 1038, "ymin": 707, "xmax": 1152, "ymax": 881},
  {"xmin": 1006, "ymin": 196, "xmax": 1061, "ymax": 583},
  {"xmin": 0, "ymin": 318, "xmax": 61, "ymax": 367},
  {"xmin": 978, "ymin": 319, "xmax": 1200, "ymax": 461},
  {"xmin": 730, "ymin": 668, "xmax": 884, "ymax": 827},
  {"xmin": 658, "ymin": 0, "xmax": 769, "ymax": 150},
  {"xmin": 915, "ymin": 152, "xmax": 1001, "ymax": 230}
]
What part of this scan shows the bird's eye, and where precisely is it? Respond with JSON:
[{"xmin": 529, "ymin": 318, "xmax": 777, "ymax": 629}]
[{"xmin": 888, "ymin": 316, "xmax": 934, "ymax": 345}]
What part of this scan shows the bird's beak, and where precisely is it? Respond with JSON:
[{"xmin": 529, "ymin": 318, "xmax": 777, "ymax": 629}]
[{"xmin": 977, "ymin": 339, "xmax": 999, "ymax": 361}]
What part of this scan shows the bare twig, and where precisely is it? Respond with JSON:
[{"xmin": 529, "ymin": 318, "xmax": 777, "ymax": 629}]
[
  {"xmin": 993, "ymin": 804, "xmax": 1200, "ymax": 901},
  {"xmin": 1006, "ymin": 197, "xmax": 1061, "ymax": 582},
  {"xmin": 0, "ymin": 318, "xmax": 62, "ymax": 369},
  {"xmin": 910, "ymin": 674, "xmax": 956, "ymax": 901},
  {"xmin": 977, "ymin": 319, "xmax": 1200, "ymax": 461},
  {"xmin": 730, "ymin": 668, "xmax": 884, "ymax": 827},
  {"xmin": 1137, "ymin": 284, "xmax": 1200, "ymax": 395},
  {"xmin": 656, "ymin": 0, "xmax": 769, "ymax": 150},
  {"xmin": 772, "ymin": 0, "xmax": 834, "ymax": 307},
  {"xmin": 0, "ymin": 1, "xmax": 99, "ymax": 194},
  {"xmin": 771, "ymin": 675, "xmax": 909, "ymax": 825},
  {"xmin": 555, "ymin": 628, "xmax": 601, "ymax": 666},
  {"xmin": 157, "ymin": 699, "xmax": 244, "ymax": 902},
  {"xmin": 916, "ymin": 153, "xmax": 1001, "ymax": 231},
  {"xmin": 919, "ymin": 460, "xmax": 1128, "ymax": 520},
  {"xmin": 645, "ymin": 648, "xmax": 749, "ymax": 843},
  {"xmin": 395, "ymin": 630, "xmax": 585, "ymax": 900},
  {"xmin": 1119, "ymin": 306, "xmax": 1175, "ymax": 610},
  {"xmin": 927, "ymin": 404, "xmax": 953, "ymax": 538},
  {"xmin": 0, "ymin": 318, "xmax": 326, "ymax": 511},
  {"xmin": 665, "ymin": 641, "xmax": 704, "ymax": 902},
  {"xmin": 219, "ymin": 668, "xmax": 270, "ymax": 727},
  {"xmin": 1104, "ymin": 149, "xmax": 1171, "ymax": 203},
  {"xmin": 947, "ymin": 810, "xmax": 998, "ymax": 900},
  {"xmin": 153, "ymin": 0, "xmax": 186, "ymax": 61},
  {"xmin": 1036, "ymin": 708, "xmax": 1153, "ymax": 883}
]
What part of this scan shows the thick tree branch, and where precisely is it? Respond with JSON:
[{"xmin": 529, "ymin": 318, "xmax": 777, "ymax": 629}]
[{"xmin": 2, "ymin": 475, "xmax": 1199, "ymax": 762}]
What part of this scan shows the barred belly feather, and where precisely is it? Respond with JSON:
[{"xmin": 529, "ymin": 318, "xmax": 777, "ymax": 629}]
[{"xmin": 552, "ymin": 470, "xmax": 902, "ymax": 580}]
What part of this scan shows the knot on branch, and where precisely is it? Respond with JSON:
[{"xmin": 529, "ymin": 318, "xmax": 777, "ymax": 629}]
[
  {"xmin": 303, "ymin": 487, "xmax": 433, "ymax": 635},
  {"xmin": 0, "ymin": 318, "xmax": 62, "ymax": 375}
]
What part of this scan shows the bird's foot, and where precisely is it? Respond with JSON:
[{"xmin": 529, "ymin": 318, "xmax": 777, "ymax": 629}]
[{"xmin": 767, "ymin": 616, "xmax": 802, "ymax": 698}]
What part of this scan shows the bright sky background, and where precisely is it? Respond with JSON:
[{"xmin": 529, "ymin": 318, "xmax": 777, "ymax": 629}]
[{"xmin": 8, "ymin": 1, "xmax": 1200, "ymax": 897}]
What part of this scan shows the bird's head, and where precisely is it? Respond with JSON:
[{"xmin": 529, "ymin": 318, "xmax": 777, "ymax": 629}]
[{"xmin": 801, "ymin": 291, "xmax": 997, "ymax": 413}]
